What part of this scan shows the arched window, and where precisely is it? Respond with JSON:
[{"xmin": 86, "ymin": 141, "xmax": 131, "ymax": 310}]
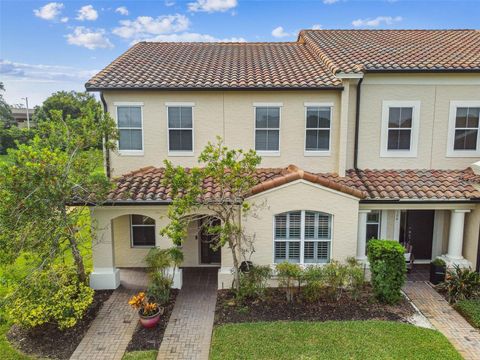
[
  {"xmin": 130, "ymin": 215, "xmax": 155, "ymax": 247},
  {"xmin": 274, "ymin": 211, "xmax": 332, "ymax": 264}
]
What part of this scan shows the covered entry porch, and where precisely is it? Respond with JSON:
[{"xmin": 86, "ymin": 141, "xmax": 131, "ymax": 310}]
[{"xmin": 356, "ymin": 203, "xmax": 480, "ymax": 269}]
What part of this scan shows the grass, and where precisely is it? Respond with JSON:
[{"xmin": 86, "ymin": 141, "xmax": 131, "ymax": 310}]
[
  {"xmin": 455, "ymin": 299, "xmax": 480, "ymax": 329},
  {"xmin": 122, "ymin": 350, "xmax": 158, "ymax": 360},
  {"xmin": 210, "ymin": 320, "xmax": 461, "ymax": 360},
  {"xmin": 0, "ymin": 323, "xmax": 31, "ymax": 360}
]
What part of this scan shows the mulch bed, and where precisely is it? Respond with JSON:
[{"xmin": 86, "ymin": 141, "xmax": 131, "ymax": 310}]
[
  {"xmin": 215, "ymin": 286, "xmax": 414, "ymax": 325},
  {"xmin": 125, "ymin": 289, "xmax": 179, "ymax": 352},
  {"xmin": 7, "ymin": 290, "xmax": 112, "ymax": 360}
]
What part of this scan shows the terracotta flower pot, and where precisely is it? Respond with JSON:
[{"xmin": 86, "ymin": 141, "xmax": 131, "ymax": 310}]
[{"xmin": 139, "ymin": 307, "xmax": 164, "ymax": 328}]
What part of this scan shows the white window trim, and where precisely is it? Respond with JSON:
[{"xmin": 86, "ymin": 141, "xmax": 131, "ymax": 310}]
[
  {"xmin": 304, "ymin": 103, "xmax": 333, "ymax": 156},
  {"xmin": 366, "ymin": 210, "xmax": 382, "ymax": 240},
  {"xmin": 130, "ymin": 215, "xmax": 156, "ymax": 248},
  {"xmin": 272, "ymin": 210, "xmax": 333, "ymax": 265},
  {"xmin": 254, "ymin": 104, "xmax": 281, "ymax": 156},
  {"xmin": 380, "ymin": 100, "xmax": 420, "ymax": 158},
  {"xmin": 166, "ymin": 103, "xmax": 195, "ymax": 157},
  {"xmin": 115, "ymin": 102, "xmax": 144, "ymax": 156},
  {"xmin": 447, "ymin": 100, "xmax": 480, "ymax": 158}
]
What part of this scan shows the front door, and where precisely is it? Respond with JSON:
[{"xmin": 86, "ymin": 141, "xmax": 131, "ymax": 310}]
[
  {"xmin": 400, "ymin": 210, "xmax": 434, "ymax": 260},
  {"xmin": 199, "ymin": 218, "xmax": 221, "ymax": 264}
]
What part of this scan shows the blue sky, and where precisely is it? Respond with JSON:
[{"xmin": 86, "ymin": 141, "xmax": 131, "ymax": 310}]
[{"xmin": 1, "ymin": 0, "xmax": 479, "ymax": 106}]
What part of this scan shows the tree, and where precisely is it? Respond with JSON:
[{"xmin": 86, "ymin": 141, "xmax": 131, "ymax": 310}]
[
  {"xmin": 0, "ymin": 110, "xmax": 117, "ymax": 284},
  {"xmin": 33, "ymin": 91, "xmax": 103, "ymax": 125},
  {"xmin": 161, "ymin": 137, "xmax": 262, "ymax": 291},
  {"xmin": 0, "ymin": 82, "xmax": 14, "ymax": 128}
]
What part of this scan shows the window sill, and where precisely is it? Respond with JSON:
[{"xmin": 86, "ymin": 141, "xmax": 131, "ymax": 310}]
[
  {"xmin": 257, "ymin": 151, "xmax": 280, "ymax": 157},
  {"xmin": 380, "ymin": 151, "xmax": 417, "ymax": 158},
  {"xmin": 131, "ymin": 245, "xmax": 155, "ymax": 249},
  {"xmin": 168, "ymin": 151, "xmax": 195, "ymax": 157},
  {"xmin": 118, "ymin": 151, "xmax": 144, "ymax": 157},
  {"xmin": 304, "ymin": 151, "xmax": 331, "ymax": 157},
  {"xmin": 446, "ymin": 151, "xmax": 480, "ymax": 158}
]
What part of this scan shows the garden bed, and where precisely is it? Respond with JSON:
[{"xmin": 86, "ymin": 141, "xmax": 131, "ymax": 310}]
[
  {"xmin": 7, "ymin": 290, "xmax": 112, "ymax": 359},
  {"xmin": 125, "ymin": 289, "xmax": 178, "ymax": 352},
  {"xmin": 215, "ymin": 286, "xmax": 414, "ymax": 325}
]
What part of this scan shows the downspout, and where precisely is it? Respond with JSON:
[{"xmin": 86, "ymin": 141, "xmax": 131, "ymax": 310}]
[
  {"xmin": 353, "ymin": 78, "xmax": 363, "ymax": 170},
  {"xmin": 100, "ymin": 92, "xmax": 111, "ymax": 179}
]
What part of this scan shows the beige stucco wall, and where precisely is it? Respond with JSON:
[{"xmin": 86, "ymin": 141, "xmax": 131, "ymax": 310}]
[
  {"xmin": 103, "ymin": 90, "xmax": 342, "ymax": 177},
  {"xmin": 357, "ymin": 73, "xmax": 480, "ymax": 170},
  {"xmin": 241, "ymin": 180, "xmax": 360, "ymax": 266},
  {"xmin": 464, "ymin": 205, "xmax": 480, "ymax": 269}
]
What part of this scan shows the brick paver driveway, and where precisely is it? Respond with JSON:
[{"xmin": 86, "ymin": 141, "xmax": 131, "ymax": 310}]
[
  {"xmin": 404, "ymin": 281, "xmax": 480, "ymax": 360},
  {"xmin": 157, "ymin": 267, "xmax": 218, "ymax": 360}
]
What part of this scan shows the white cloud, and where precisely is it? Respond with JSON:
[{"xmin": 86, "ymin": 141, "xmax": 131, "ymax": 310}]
[
  {"xmin": 112, "ymin": 14, "xmax": 190, "ymax": 39},
  {"xmin": 33, "ymin": 2, "xmax": 64, "ymax": 21},
  {"xmin": 271, "ymin": 26, "xmax": 291, "ymax": 38},
  {"xmin": 141, "ymin": 32, "xmax": 245, "ymax": 43},
  {"xmin": 60, "ymin": 16, "xmax": 69, "ymax": 23},
  {"xmin": 323, "ymin": 0, "xmax": 340, "ymax": 3},
  {"xmin": 312, "ymin": 24, "xmax": 322, "ymax": 30},
  {"xmin": 188, "ymin": 0, "xmax": 237, "ymax": 13},
  {"xmin": 352, "ymin": 16, "xmax": 402, "ymax": 28},
  {"xmin": 66, "ymin": 27, "xmax": 113, "ymax": 49},
  {"xmin": 76, "ymin": 5, "xmax": 98, "ymax": 21},
  {"xmin": 165, "ymin": 0, "xmax": 176, "ymax": 6},
  {"xmin": 115, "ymin": 6, "xmax": 129, "ymax": 16}
]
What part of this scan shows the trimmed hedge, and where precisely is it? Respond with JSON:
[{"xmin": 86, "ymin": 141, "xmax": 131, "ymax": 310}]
[{"xmin": 367, "ymin": 239, "xmax": 406, "ymax": 304}]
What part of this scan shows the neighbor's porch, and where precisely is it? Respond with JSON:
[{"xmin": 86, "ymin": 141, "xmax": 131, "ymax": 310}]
[{"xmin": 356, "ymin": 203, "xmax": 480, "ymax": 270}]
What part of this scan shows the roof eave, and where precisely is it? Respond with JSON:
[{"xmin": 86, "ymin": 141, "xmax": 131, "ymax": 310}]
[{"xmin": 84, "ymin": 85, "xmax": 344, "ymax": 92}]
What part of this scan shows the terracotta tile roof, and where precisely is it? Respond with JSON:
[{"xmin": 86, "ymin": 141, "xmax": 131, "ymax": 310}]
[
  {"xmin": 105, "ymin": 165, "xmax": 364, "ymax": 203},
  {"xmin": 104, "ymin": 166, "xmax": 480, "ymax": 204},
  {"xmin": 85, "ymin": 42, "xmax": 341, "ymax": 90},
  {"xmin": 300, "ymin": 29, "xmax": 480, "ymax": 74},
  {"xmin": 339, "ymin": 168, "xmax": 480, "ymax": 201}
]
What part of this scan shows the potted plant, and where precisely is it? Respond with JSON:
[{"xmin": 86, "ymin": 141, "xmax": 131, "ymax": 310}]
[
  {"xmin": 430, "ymin": 258, "xmax": 447, "ymax": 285},
  {"xmin": 128, "ymin": 292, "xmax": 164, "ymax": 328}
]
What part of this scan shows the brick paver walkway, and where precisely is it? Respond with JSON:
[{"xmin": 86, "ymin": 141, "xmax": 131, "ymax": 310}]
[
  {"xmin": 404, "ymin": 281, "xmax": 480, "ymax": 360},
  {"xmin": 70, "ymin": 269, "xmax": 148, "ymax": 360},
  {"xmin": 157, "ymin": 268, "xmax": 218, "ymax": 360}
]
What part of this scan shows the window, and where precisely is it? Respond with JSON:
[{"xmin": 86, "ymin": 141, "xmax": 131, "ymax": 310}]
[
  {"xmin": 168, "ymin": 106, "xmax": 193, "ymax": 153},
  {"xmin": 130, "ymin": 215, "xmax": 155, "ymax": 247},
  {"xmin": 274, "ymin": 211, "xmax": 332, "ymax": 264},
  {"xmin": 448, "ymin": 101, "xmax": 480, "ymax": 157},
  {"xmin": 381, "ymin": 101, "xmax": 420, "ymax": 157},
  {"xmin": 117, "ymin": 105, "xmax": 143, "ymax": 152},
  {"xmin": 305, "ymin": 105, "xmax": 331, "ymax": 153},
  {"xmin": 366, "ymin": 211, "xmax": 381, "ymax": 240},
  {"xmin": 255, "ymin": 105, "xmax": 280, "ymax": 153}
]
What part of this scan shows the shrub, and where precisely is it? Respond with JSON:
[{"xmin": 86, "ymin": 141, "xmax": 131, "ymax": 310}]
[
  {"xmin": 237, "ymin": 265, "xmax": 272, "ymax": 300},
  {"xmin": 367, "ymin": 239, "xmax": 406, "ymax": 304},
  {"xmin": 0, "ymin": 127, "xmax": 36, "ymax": 154},
  {"xmin": 345, "ymin": 257, "xmax": 365, "ymax": 300},
  {"xmin": 437, "ymin": 266, "xmax": 480, "ymax": 304},
  {"xmin": 276, "ymin": 262, "xmax": 302, "ymax": 302},
  {"xmin": 322, "ymin": 261, "xmax": 349, "ymax": 301},
  {"xmin": 455, "ymin": 299, "xmax": 480, "ymax": 329},
  {"xmin": 302, "ymin": 266, "xmax": 325, "ymax": 302},
  {"xmin": 145, "ymin": 247, "xmax": 183, "ymax": 305},
  {"xmin": 6, "ymin": 265, "xmax": 94, "ymax": 330}
]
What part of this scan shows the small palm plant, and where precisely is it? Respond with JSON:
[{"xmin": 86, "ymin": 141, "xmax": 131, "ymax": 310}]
[{"xmin": 437, "ymin": 265, "xmax": 480, "ymax": 304}]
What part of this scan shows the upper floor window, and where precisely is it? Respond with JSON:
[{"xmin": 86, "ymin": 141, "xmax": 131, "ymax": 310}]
[
  {"xmin": 130, "ymin": 215, "xmax": 155, "ymax": 247},
  {"xmin": 447, "ymin": 101, "xmax": 480, "ymax": 157},
  {"xmin": 380, "ymin": 101, "xmax": 420, "ymax": 158},
  {"xmin": 116, "ymin": 103, "xmax": 143, "ymax": 153},
  {"xmin": 305, "ymin": 103, "xmax": 331, "ymax": 154},
  {"xmin": 254, "ymin": 104, "xmax": 281, "ymax": 154},
  {"xmin": 167, "ymin": 104, "xmax": 194, "ymax": 154},
  {"xmin": 274, "ymin": 210, "xmax": 332, "ymax": 264}
]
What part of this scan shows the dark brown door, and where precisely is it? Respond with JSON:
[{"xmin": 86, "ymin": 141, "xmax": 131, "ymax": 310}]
[
  {"xmin": 200, "ymin": 218, "xmax": 221, "ymax": 264},
  {"xmin": 401, "ymin": 210, "xmax": 434, "ymax": 260}
]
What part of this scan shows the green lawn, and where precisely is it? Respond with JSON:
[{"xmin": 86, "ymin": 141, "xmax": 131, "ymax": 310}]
[
  {"xmin": 455, "ymin": 299, "xmax": 480, "ymax": 329},
  {"xmin": 122, "ymin": 350, "xmax": 158, "ymax": 360},
  {"xmin": 210, "ymin": 320, "xmax": 461, "ymax": 360}
]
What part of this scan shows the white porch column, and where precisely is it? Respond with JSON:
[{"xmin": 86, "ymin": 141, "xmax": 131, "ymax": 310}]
[
  {"xmin": 356, "ymin": 210, "xmax": 371, "ymax": 261},
  {"xmin": 441, "ymin": 209, "xmax": 471, "ymax": 267},
  {"xmin": 89, "ymin": 209, "xmax": 120, "ymax": 290}
]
